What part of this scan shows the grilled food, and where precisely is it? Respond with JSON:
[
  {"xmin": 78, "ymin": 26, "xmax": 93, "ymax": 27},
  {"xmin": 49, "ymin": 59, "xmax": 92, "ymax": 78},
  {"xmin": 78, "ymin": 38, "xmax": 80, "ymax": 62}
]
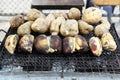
[
  {"xmin": 53, "ymin": 12, "xmax": 68, "ymax": 19},
  {"xmin": 10, "ymin": 15, "xmax": 24, "ymax": 29},
  {"xmin": 82, "ymin": 7, "xmax": 102, "ymax": 24},
  {"xmin": 60, "ymin": 19, "xmax": 79, "ymax": 36},
  {"xmin": 78, "ymin": 20, "xmax": 94, "ymax": 34},
  {"xmin": 50, "ymin": 17, "xmax": 65, "ymax": 35},
  {"xmin": 19, "ymin": 34, "xmax": 34, "ymax": 53},
  {"xmin": 75, "ymin": 35, "xmax": 89, "ymax": 52},
  {"xmin": 31, "ymin": 18, "xmax": 49, "ymax": 33},
  {"xmin": 94, "ymin": 18, "xmax": 111, "ymax": 36},
  {"xmin": 34, "ymin": 35, "xmax": 62, "ymax": 53},
  {"xmin": 46, "ymin": 13, "xmax": 55, "ymax": 27},
  {"xmin": 101, "ymin": 33, "xmax": 117, "ymax": 51},
  {"xmin": 27, "ymin": 9, "xmax": 46, "ymax": 21},
  {"xmin": 63, "ymin": 35, "xmax": 88, "ymax": 53},
  {"xmin": 100, "ymin": 18, "xmax": 111, "ymax": 30},
  {"xmin": 68, "ymin": 7, "xmax": 81, "ymax": 20},
  {"xmin": 63, "ymin": 37, "xmax": 75, "ymax": 53},
  {"xmin": 17, "ymin": 21, "xmax": 33, "ymax": 36},
  {"xmin": 5, "ymin": 34, "xmax": 19, "ymax": 54},
  {"xmin": 94, "ymin": 24, "xmax": 109, "ymax": 37},
  {"xmin": 89, "ymin": 37, "xmax": 103, "ymax": 56}
]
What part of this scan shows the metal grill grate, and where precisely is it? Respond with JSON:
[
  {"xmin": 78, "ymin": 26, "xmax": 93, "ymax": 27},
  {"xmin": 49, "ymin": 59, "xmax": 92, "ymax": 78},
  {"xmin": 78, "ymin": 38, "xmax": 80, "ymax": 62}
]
[{"xmin": 0, "ymin": 24, "xmax": 120, "ymax": 73}]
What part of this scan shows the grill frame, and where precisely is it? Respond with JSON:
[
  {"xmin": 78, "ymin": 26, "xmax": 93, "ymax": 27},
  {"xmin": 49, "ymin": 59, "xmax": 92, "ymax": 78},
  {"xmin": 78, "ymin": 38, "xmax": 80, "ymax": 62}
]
[{"xmin": 0, "ymin": 24, "xmax": 120, "ymax": 73}]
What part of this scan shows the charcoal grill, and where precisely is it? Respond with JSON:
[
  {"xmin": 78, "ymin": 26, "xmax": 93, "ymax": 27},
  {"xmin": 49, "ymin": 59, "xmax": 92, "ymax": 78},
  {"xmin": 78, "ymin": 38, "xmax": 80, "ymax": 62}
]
[{"xmin": 0, "ymin": 23, "xmax": 120, "ymax": 76}]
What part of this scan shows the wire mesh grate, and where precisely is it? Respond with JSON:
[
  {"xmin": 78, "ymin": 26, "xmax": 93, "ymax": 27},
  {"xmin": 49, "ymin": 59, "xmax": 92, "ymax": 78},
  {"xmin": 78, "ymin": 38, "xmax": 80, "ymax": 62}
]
[{"xmin": 0, "ymin": 24, "xmax": 120, "ymax": 73}]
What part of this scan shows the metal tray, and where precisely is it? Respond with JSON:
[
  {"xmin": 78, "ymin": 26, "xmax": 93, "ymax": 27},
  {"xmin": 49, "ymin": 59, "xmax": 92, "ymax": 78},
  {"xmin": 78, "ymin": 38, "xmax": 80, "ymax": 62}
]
[{"xmin": 0, "ymin": 24, "xmax": 120, "ymax": 73}]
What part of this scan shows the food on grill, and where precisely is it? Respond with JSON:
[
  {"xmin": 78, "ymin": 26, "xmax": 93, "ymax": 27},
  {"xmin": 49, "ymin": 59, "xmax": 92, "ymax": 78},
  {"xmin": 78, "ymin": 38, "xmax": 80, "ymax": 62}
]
[
  {"xmin": 5, "ymin": 8, "xmax": 117, "ymax": 55},
  {"xmin": 19, "ymin": 34, "xmax": 34, "ymax": 53},
  {"xmin": 75, "ymin": 35, "xmax": 89, "ymax": 52},
  {"xmin": 50, "ymin": 17, "xmax": 65, "ymax": 35},
  {"xmin": 53, "ymin": 12, "xmax": 68, "ymax": 19},
  {"xmin": 100, "ymin": 18, "xmax": 111, "ymax": 30},
  {"xmin": 60, "ymin": 19, "xmax": 79, "ymax": 36},
  {"xmin": 5, "ymin": 34, "xmax": 19, "ymax": 54},
  {"xmin": 34, "ymin": 35, "xmax": 62, "ymax": 53},
  {"xmin": 101, "ymin": 33, "xmax": 117, "ymax": 51},
  {"xmin": 78, "ymin": 20, "xmax": 94, "ymax": 34},
  {"xmin": 17, "ymin": 21, "xmax": 33, "ymax": 36},
  {"xmin": 27, "ymin": 9, "xmax": 46, "ymax": 21},
  {"xmin": 31, "ymin": 18, "xmax": 49, "ymax": 33},
  {"xmin": 46, "ymin": 13, "xmax": 55, "ymax": 27},
  {"xmin": 63, "ymin": 35, "xmax": 88, "ymax": 53},
  {"xmin": 82, "ymin": 7, "xmax": 102, "ymax": 24},
  {"xmin": 89, "ymin": 37, "xmax": 103, "ymax": 56},
  {"xmin": 63, "ymin": 37, "xmax": 75, "ymax": 53},
  {"xmin": 94, "ymin": 24, "xmax": 109, "ymax": 37},
  {"xmin": 34, "ymin": 35, "xmax": 48, "ymax": 53},
  {"xmin": 68, "ymin": 7, "xmax": 81, "ymax": 20},
  {"xmin": 94, "ymin": 18, "xmax": 111, "ymax": 36},
  {"xmin": 10, "ymin": 15, "xmax": 24, "ymax": 29},
  {"xmin": 49, "ymin": 35, "xmax": 62, "ymax": 53}
]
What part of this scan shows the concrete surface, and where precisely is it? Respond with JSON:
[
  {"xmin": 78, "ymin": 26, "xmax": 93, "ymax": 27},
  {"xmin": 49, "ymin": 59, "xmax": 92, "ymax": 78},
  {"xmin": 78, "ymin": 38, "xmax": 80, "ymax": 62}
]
[{"xmin": 0, "ymin": 71, "xmax": 120, "ymax": 80}]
